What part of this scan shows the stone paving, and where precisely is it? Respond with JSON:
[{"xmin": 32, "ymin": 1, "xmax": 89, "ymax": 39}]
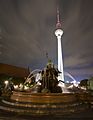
[{"xmin": 0, "ymin": 108, "xmax": 93, "ymax": 120}]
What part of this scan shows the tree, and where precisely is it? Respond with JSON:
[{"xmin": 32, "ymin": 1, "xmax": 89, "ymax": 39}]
[
  {"xmin": 11, "ymin": 77, "xmax": 25, "ymax": 85},
  {"xmin": 79, "ymin": 79, "xmax": 88, "ymax": 89},
  {"xmin": 87, "ymin": 77, "xmax": 93, "ymax": 90}
]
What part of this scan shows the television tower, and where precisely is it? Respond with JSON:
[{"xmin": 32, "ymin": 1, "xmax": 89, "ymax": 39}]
[{"xmin": 55, "ymin": 7, "xmax": 64, "ymax": 82}]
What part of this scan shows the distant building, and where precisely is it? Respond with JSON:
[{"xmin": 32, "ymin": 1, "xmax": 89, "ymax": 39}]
[{"xmin": 0, "ymin": 63, "xmax": 30, "ymax": 78}]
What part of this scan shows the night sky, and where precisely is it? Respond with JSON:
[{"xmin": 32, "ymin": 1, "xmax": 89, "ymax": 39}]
[{"xmin": 0, "ymin": 0, "xmax": 93, "ymax": 81}]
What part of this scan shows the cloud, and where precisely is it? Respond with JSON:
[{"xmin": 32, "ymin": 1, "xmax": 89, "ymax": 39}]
[
  {"xmin": 0, "ymin": 0, "xmax": 56, "ymax": 67},
  {"xmin": 64, "ymin": 55, "xmax": 87, "ymax": 68},
  {"xmin": 62, "ymin": 0, "xmax": 93, "ymax": 71}
]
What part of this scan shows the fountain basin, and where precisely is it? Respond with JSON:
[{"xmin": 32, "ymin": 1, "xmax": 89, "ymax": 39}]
[
  {"xmin": 0, "ymin": 91, "xmax": 91, "ymax": 115},
  {"xmin": 11, "ymin": 91, "xmax": 77, "ymax": 103}
]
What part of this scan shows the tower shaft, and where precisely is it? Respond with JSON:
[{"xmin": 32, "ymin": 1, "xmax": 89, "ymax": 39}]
[
  {"xmin": 57, "ymin": 35, "xmax": 64, "ymax": 81},
  {"xmin": 55, "ymin": 7, "xmax": 64, "ymax": 82}
]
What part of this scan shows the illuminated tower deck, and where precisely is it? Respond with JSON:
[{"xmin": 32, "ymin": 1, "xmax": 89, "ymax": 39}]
[{"xmin": 55, "ymin": 7, "xmax": 64, "ymax": 82}]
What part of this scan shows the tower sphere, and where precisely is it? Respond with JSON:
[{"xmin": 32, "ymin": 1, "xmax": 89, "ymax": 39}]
[{"xmin": 55, "ymin": 29, "xmax": 63, "ymax": 37}]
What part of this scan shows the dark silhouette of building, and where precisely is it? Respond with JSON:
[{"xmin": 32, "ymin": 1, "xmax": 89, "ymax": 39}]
[{"xmin": 0, "ymin": 63, "xmax": 29, "ymax": 78}]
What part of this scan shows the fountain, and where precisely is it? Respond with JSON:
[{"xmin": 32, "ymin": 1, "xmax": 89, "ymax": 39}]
[
  {"xmin": 18, "ymin": 63, "xmax": 77, "ymax": 94},
  {"xmin": 24, "ymin": 60, "xmax": 62, "ymax": 93},
  {"xmin": 0, "ymin": 60, "xmax": 88, "ymax": 115},
  {"xmin": 10, "ymin": 60, "xmax": 77, "ymax": 103}
]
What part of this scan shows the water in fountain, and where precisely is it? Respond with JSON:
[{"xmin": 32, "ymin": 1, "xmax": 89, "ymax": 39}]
[
  {"xmin": 53, "ymin": 70, "xmax": 76, "ymax": 93},
  {"xmin": 24, "ymin": 64, "xmax": 76, "ymax": 93},
  {"xmin": 24, "ymin": 60, "xmax": 62, "ymax": 93},
  {"xmin": 24, "ymin": 69, "xmax": 41, "ymax": 84},
  {"xmin": 64, "ymin": 71, "xmax": 76, "ymax": 82},
  {"xmin": 58, "ymin": 81, "xmax": 69, "ymax": 93},
  {"xmin": 60, "ymin": 72, "xmax": 76, "ymax": 93}
]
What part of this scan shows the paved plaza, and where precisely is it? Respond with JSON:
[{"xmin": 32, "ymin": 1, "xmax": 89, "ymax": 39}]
[{"xmin": 0, "ymin": 108, "xmax": 93, "ymax": 120}]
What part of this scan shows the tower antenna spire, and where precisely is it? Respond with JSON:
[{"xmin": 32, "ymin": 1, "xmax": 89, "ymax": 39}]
[{"xmin": 56, "ymin": 6, "xmax": 62, "ymax": 29}]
